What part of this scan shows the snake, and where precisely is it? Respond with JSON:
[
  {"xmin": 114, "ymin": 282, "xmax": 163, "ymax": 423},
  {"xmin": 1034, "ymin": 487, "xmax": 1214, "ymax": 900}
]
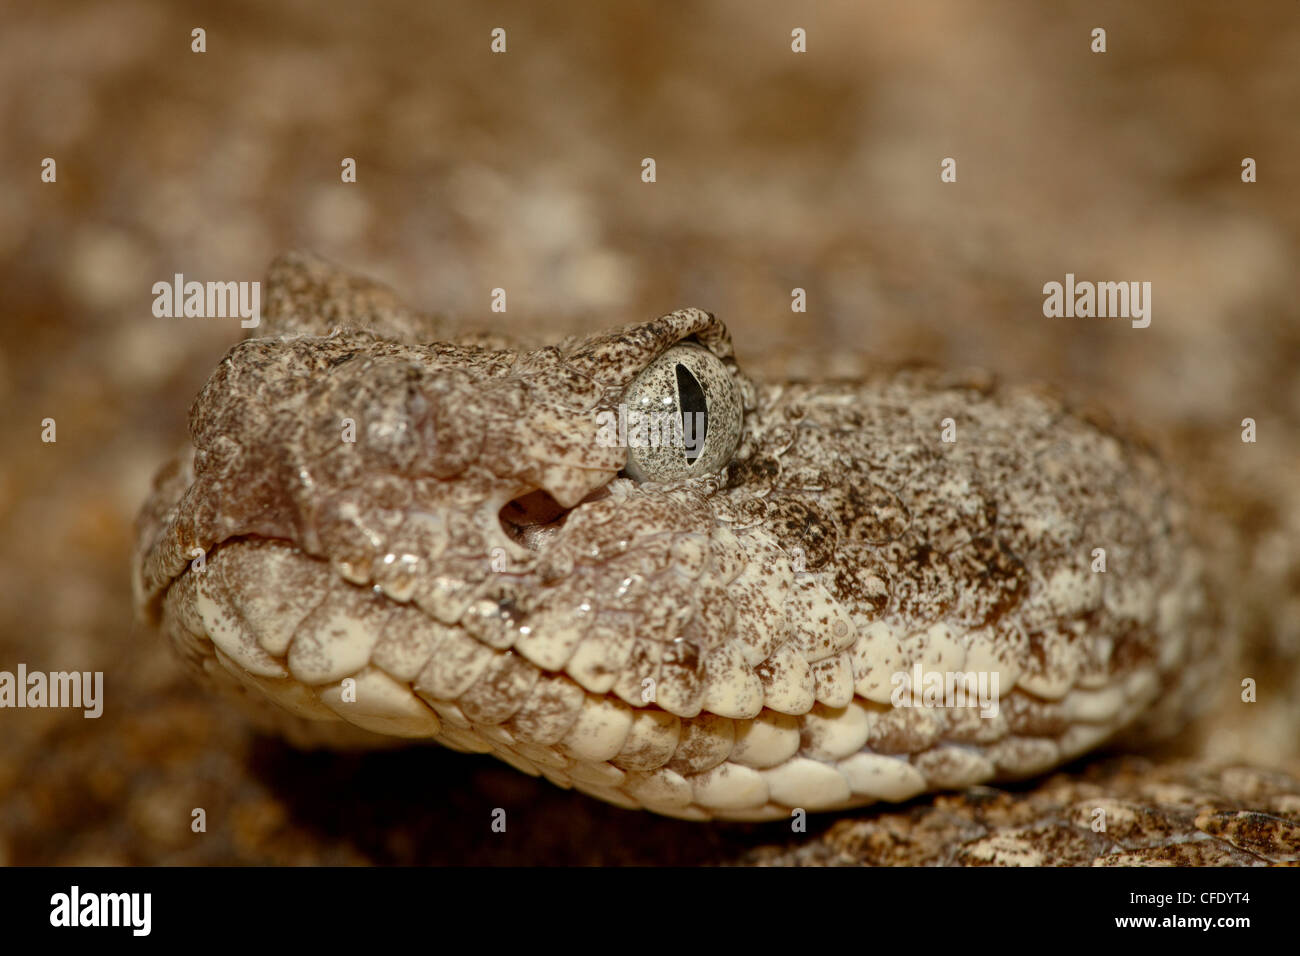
[{"xmin": 132, "ymin": 251, "xmax": 1219, "ymax": 822}]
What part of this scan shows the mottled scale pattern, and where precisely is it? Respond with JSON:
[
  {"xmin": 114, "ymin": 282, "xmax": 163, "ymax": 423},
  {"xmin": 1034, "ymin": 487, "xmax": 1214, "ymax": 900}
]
[{"xmin": 133, "ymin": 251, "xmax": 1218, "ymax": 821}]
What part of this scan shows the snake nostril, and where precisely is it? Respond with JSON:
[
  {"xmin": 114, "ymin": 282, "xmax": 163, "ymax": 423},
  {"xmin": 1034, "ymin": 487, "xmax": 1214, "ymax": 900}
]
[{"xmin": 499, "ymin": 489, "xmax": 572, "ymax": 550}]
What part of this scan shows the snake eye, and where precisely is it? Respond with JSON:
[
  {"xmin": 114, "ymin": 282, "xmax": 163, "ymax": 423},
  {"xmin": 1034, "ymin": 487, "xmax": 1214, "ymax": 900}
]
[{"xmin": 619, "ymin": 342, "xmax": 743, "ymax": 482}]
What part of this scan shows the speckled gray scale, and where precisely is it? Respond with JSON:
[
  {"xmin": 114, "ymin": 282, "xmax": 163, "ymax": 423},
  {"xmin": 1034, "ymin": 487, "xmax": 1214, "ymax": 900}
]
[{"xmin": 132, "ymin": 252, "xmax": 1219, "ymax": 820}]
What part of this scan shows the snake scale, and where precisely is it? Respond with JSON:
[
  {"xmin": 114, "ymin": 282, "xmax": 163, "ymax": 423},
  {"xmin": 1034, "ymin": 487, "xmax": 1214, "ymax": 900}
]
[{"xmin": 132, "ymin": 252, "xmax": 1219, "ymax": 821}]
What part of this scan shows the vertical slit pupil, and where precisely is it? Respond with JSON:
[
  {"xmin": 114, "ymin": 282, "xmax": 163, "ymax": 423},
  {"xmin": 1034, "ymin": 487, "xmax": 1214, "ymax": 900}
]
[{"xmin": 675, "ymin": 363, "xmax": 709, "ymax": 463}]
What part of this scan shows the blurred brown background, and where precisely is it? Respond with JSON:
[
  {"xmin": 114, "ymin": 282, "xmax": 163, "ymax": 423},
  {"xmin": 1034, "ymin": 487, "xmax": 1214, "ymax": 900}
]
[{"xmin": 0, "ymin": 0, "xmax": 1297, "ymax": 864}]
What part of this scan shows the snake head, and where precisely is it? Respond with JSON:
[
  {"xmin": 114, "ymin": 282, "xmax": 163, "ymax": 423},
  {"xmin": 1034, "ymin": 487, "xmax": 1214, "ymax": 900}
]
[{"xmin": 132, "ymin": 252, "xmax": 1216, "ymax": 820}]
